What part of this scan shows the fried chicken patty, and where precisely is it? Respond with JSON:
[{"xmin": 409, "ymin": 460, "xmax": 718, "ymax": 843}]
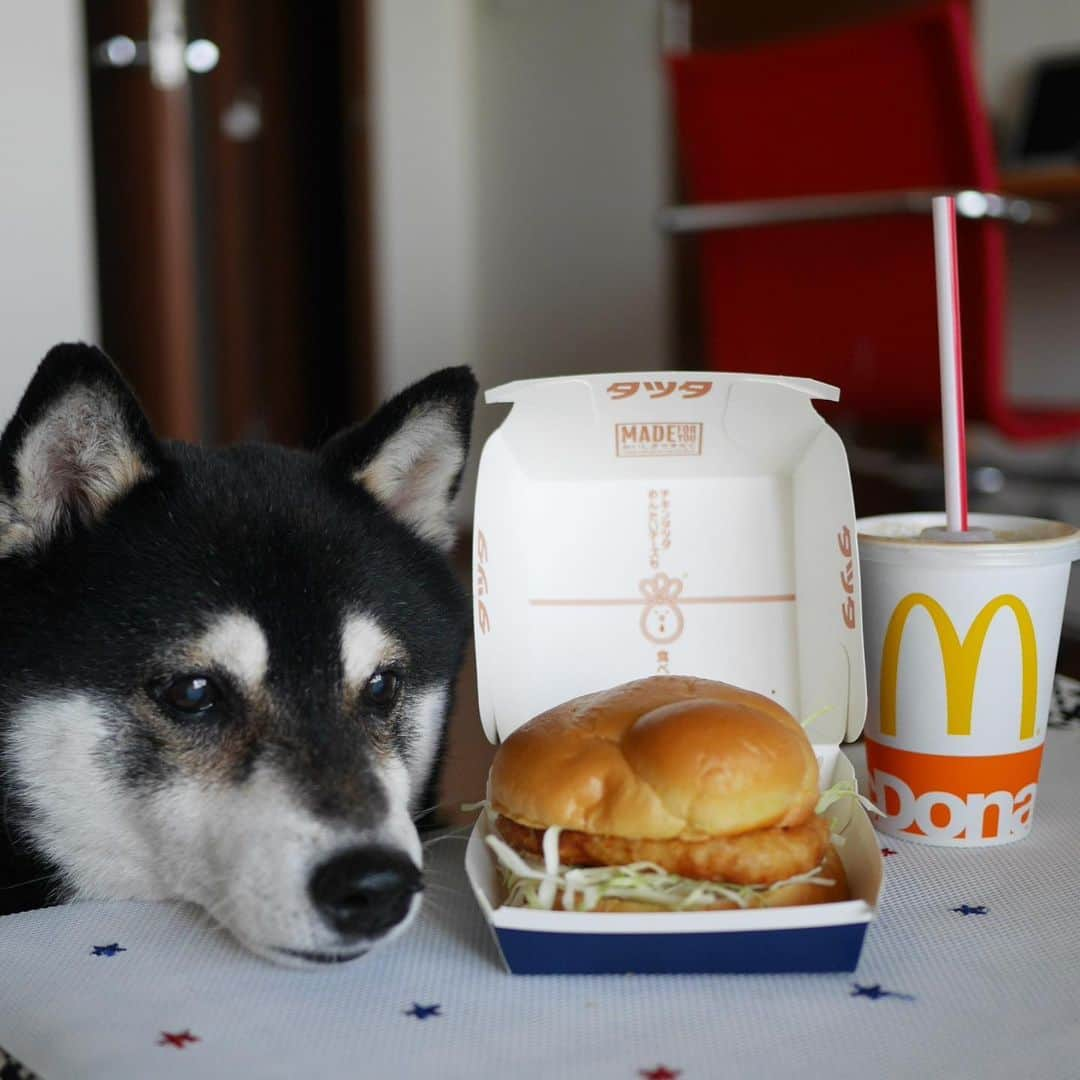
[
  {"xmin": 547, "ymin": 846, "xmax": 849, "ymax": 911},
  {"xmin": 494, "ymin": 812, "xmax": 831, "ymax": 885}
]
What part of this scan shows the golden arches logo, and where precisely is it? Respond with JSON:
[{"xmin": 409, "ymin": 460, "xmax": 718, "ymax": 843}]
[{"xmin": 880, "ymin": 593, "xmax": 1038, "ymax": 740}]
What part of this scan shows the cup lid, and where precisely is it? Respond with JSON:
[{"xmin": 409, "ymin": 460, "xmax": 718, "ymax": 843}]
[{"xmin": 857, "ymin": 513, "xmax": 1080, "ymax": 567}]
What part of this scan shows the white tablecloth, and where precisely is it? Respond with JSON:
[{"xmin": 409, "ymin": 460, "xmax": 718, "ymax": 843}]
[{"xmin": 3, "ymin": 678, "xmax": 1079, "ymax": 1080}]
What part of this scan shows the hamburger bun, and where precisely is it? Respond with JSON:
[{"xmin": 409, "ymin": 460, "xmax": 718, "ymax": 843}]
[{"xmin": 489, "ymin": 676, "xmax": 820, "ymax": 841}]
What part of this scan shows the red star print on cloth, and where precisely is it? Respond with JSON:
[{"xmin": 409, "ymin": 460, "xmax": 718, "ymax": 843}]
[
  {"xmin": 640, "ymin": 1067, "xmax": 681, "ymax": 1079},
  {"xmin": 158, "ymin": 1030, "xmax": 200, "ymax": 1049}
]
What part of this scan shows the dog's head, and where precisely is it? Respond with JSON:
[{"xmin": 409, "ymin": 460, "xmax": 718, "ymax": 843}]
[{"xmin": 0, "ymin": 344, "xmax": 476, "ymax": 965}]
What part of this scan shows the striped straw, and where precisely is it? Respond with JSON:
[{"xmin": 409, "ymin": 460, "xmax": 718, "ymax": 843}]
[{"xmin": 932, "ymin": 195, "xmax": 968, "ymax": 532}]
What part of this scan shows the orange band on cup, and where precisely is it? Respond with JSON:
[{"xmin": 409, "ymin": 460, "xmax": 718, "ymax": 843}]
[{"xmin": 865, "ymin": 739, "xmax": 1045, "ymax": 843}]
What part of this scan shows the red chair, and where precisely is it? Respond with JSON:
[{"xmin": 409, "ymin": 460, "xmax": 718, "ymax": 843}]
[{"xmin": 665, "ymin": 0, "xmax": 1080, "ymax": 440}]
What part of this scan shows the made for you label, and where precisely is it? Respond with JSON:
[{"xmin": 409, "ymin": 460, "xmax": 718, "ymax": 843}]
[{"xmin": 614, "ymin": 421, "xmax": 703, "ymax": 458}]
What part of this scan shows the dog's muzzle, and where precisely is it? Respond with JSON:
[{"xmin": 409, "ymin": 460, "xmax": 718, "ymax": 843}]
[{"xmin": 307, "ymin": 846, "xmax": 422, "ymax": 940}]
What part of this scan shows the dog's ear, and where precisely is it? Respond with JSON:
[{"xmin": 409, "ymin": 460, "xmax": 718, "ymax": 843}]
[
  {"xmin": 321, "ymin": 367, "xmax": 478, "ymax": 550},
  {"xmin": 0, "ymin": 343, "xmax": 163, "ymax": 554}
]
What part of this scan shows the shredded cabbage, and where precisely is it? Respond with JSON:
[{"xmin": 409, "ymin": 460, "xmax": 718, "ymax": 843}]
[
  {"xmin": 800, "ymin": 704, "xmax": 834, "ymax": 729},
  {"xmin": 537, "ymin": 826, "xmax": 561, "ymax": 908},
  {"xmin": 484, "ymin": 832, "xmax": 838, "ymax": 913},
  {"xmin": 816, "ymin": 778, "xmax": 882, "ymax": 817}
]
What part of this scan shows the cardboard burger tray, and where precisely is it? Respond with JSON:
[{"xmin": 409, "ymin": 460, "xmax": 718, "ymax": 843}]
[{"xmin": 468, "ymin": 372, "xmax": 881, "ymax": 974}]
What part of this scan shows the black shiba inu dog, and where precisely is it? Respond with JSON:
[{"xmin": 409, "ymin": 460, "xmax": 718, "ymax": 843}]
[{"xmin": 0, "ymin": 344, "xmax": 476, "ymax": 966}]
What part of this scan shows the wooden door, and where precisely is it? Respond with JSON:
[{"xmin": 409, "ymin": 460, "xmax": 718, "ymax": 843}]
[
  {"xmin": 84, "ymin": 0, "xmax": 374, "ymax": 446},
  {"xmin": 85, "ymin": 0, "xmax": 202, "ymax": 440}
]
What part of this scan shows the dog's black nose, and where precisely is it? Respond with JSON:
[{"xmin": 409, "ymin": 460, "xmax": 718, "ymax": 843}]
[{"xmin": 309, "ymin": 847, "xmax": 421, "ymax": 938}]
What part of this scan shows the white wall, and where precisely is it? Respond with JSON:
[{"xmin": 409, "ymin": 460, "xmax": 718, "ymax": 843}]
[
  {"xmin": 0, "ymin": 4, "xmax": 98, "ymax": 419},
  {"xmin": 471, "ymin": 0, "xmax": 670, "ymax": 386},
  {"xmin": 368, "ymin": 0, "xmax": 671, "ymax": 517},
  {"xmin": 368, "ymin": 0, "xmax": 478, "ymax": 400}
]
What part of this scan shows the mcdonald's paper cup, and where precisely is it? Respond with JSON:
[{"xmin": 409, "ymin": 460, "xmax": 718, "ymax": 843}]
[{"xmin": 858, "ymin": 513, "xmax": 1080, "ymax": 847}]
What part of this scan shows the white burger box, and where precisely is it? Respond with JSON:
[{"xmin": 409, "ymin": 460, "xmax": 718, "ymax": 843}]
[{"xmin": 467, "ymin": 372, "xmax": 882, "ymax": 974}]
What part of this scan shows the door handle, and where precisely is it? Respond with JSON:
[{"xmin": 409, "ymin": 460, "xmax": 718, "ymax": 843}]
[
  {"xmin": 92, "ymin": 36, "xmax": 219, "ymax": 79},
  {"xmin": 92, "ymin": 0, "xmax": 218, "ymax": 88}
]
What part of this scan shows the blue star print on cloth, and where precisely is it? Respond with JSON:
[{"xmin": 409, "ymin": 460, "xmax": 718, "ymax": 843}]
[
  {"xmin": 90, "ymin": 944, "xmax": 127, "ymax": 957},
  {"xmin": 404, "ymin": 1003, "xmax": 441, "ymax": 1020},
  {"xmin": 851, "ymin": 983, "xmax": 915, "ymax": 1001},
  {"xmin": 952, "ymin": 904, "xmax": 987, "ymax": 916}
]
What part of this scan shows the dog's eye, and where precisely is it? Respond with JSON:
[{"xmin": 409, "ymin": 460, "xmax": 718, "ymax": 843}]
[
  {"xmin": 161, "ymin": 674, "xmax": 220, "ymax": 715},
  {"xmin": 363, "ymin": 669, "xmax": 400, "ymax": 709}
]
